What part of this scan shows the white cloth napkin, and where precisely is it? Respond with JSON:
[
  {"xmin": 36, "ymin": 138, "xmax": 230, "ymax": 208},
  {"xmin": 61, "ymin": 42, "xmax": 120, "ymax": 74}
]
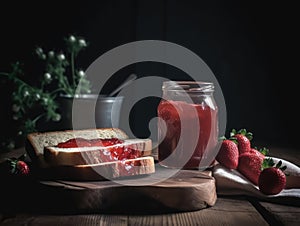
[{"xmin": 212, "ymin": 157, "xmax": 300, "ymax": 206}]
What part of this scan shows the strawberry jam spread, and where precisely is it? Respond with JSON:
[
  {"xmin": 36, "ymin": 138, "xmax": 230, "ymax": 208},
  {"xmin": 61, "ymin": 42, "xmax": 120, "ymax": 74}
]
[
  {"xmin": 56, "ymin": 138, "xmax": 141, "ymax": 162},
  {"xmin": 57, "ymin": 138, "xmax": 124, "ymax": 148}
]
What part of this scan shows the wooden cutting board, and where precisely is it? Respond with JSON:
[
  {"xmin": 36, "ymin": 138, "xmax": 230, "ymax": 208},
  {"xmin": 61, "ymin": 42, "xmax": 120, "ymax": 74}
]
[{"xmin": 38, "ymin": 166, "xmax": 217, "ymax": 214}]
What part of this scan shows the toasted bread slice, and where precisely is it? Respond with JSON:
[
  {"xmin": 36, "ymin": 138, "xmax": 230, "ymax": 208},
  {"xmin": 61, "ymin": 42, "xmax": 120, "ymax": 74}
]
[
  {"xmin": 26, "ymin": 128, "xmax": 129, "ymax": 167},
  {"xmin": 38, "ymin": 156, "xmax": 155, "ymax": 181},
  {"xmin": 44, "ymin": 138, "xmax": 152, "ymax": 166},
  {"xmin": 26, "ymin": 128, "xmax": 155, "ymax": 180}
]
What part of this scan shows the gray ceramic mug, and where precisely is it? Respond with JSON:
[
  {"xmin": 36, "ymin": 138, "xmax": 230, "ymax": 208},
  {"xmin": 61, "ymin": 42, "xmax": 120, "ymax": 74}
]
[{"xmin": 57, "ymin": 94, "xmax": 124, "ymax": 130}]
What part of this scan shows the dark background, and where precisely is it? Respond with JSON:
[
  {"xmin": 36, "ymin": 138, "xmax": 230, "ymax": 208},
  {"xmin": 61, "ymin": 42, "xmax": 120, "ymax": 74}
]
[{"xmin": 0, "ymin": 0, "xmax": 299, "ymax": 150}]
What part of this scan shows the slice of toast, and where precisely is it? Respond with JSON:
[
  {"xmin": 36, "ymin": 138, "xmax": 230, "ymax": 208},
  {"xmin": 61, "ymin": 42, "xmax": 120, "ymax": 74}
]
[
  {"xmin": 25, "ymin": 128, "xmax": 155, "ymax": 180},
  {"xmin": 38, "ymin": 156, "xmax": 155, "ymax": 181},
  {"xmin": 44, "ymin": 138, "xmax": 152, "ymax": 166},
  {"xmin": 26, "ymin": 128, "xmax": 129, "ymax": 168}
]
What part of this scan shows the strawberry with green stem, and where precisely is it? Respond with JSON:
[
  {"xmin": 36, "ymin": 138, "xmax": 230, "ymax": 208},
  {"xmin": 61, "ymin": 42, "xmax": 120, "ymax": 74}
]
[
  {"xmin": 230, "ymin": 129, "xmax": 253, "ymax": 154},
  {"xmin": 6, "ymin": 154, "xmax": 30, "ymax": 176},
  {"xmin": 238, "ymin": 152, "xmax": 263, "ymax": 185},
  {"xmin": 237, "ymin": 147, "xmax": 268, "ymax": 185},
  {"xmin": 216, "ymin": 136, "xmax": 239, "ymax": 169},
  {"xmin": 258, "ymin": 158, "xmax": 287, "ymax": 195},
  {"xmin": 249, "ymin": 147, "xmax": 269, "ymax": 161}
]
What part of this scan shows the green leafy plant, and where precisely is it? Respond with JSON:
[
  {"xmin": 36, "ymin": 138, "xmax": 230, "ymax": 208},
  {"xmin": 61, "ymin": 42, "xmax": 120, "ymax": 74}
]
[{"xmin": 0, "ymin": 35, "xmax": 92, "ymax": 151}]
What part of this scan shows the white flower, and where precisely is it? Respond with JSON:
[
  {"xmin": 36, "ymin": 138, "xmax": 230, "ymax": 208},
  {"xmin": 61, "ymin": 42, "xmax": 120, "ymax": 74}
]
[
  {"xmin": 53, "ymin": 113, "xmax": 61, "ymax": 122},
  {"xmin": 78, "ymin": 70, "xmax": 85, "ymax": 77},
  {"xmin": 69, "ymin": 35, "xmax": 76, "ymax": 42},
  {"xmin": 48, "ymin": 51, "xmax": 55, "ymax": 58},
  {"xmin": 13, "ymin": 115, "xmax": 19, "ymax": 120},
  {"xmin": 35, "ymin": 93, "xmax": 41, "ymax": 100},
  {"xmin": 23, "ymin": 90, "xmax": 30, "ymax": 97},
  {"xmin": 44, "ymin": 73, "xmax": 52, "ymax": 80},
  {"xmin": 57, "ymin": 53, "xmax": 65, "ymax": 61},
  {"xmin": 42, "ymin": 97, "xmax": 49, "ymax": 105},
  {"xmin": 78, "ymin": 39, "xmax": 87, "ymax": 47},
  {"xmin": 36, "ymin": 47, "xmax": 43, "ymax": 55},
  {"xmin": 12, "ymin": 104, "xmax": 20, "ymax": 112}
]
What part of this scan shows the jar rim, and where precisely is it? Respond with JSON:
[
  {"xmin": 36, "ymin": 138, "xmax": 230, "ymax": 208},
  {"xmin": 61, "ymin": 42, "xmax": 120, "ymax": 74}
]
[{"xmin": 162, "ymin": 81, "xmax": 214, "ymax": 93}]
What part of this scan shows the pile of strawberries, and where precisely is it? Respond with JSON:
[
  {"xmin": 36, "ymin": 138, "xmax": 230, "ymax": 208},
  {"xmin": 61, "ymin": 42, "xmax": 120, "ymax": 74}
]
[{"xmin": 216, "ymin": 129, "xmax": 287, "ymax": 195}]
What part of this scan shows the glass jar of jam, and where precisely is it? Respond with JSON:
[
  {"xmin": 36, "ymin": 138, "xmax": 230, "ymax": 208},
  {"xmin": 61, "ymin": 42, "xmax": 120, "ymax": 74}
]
[{"xmin": 157, "ymin": 81, "xmax": 218, "ymax": 169}]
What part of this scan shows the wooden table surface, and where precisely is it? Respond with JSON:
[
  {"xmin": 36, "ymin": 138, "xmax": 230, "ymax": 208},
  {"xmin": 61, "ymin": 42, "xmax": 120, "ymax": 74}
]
[{"xmin": 0, "ymin": 146, "xmax": 299, "ymax": 226}]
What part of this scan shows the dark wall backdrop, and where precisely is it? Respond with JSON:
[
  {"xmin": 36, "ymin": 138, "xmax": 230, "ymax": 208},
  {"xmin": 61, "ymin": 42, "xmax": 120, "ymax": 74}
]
[{"xmin": 0, "ymin": 0, "xmax": 299, "ymax": 150}]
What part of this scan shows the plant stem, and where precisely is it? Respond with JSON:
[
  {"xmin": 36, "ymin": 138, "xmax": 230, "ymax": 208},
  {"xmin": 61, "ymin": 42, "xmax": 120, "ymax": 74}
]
[
  {"xmin": 77, "ymin": 83, "xmax": 81, "ymax": 95},
  {"xmin": 71, "ymin": 51, "xmax": 75, "ymax": 88},
  {"xmin": 0, "ymin": 72, "xmax": 32, "ymax": 87},
  {"xmin": 33, "ymin": 113, "xmax": 46, "ymax": 123},
  {"xmin": 56, "ymin": 60, "xmax": 73, "ymax": 95},
  {"xmin": 50, "ymin": 88, "xmax": 65, "ymax": 96}
]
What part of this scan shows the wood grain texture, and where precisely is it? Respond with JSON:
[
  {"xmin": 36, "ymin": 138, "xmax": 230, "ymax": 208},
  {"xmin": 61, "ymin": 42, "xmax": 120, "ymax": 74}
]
[
  {"xmin": 0, "ymin": 198, "xmax": 268, "ymax": 226},
  {"xmin": 0, "ymin": 214, "xmax": 128, "ymax": 226},
  {"xmin": 1, "ymin": 147, "xmax": 299, "ymax": 225},
  {"xmin": 259, "ymin": 201, "xmax": 300, "ymax": 226},
  {"xmin": 36, "ymin": 168, "xmax": 216, "ymax": 214}
]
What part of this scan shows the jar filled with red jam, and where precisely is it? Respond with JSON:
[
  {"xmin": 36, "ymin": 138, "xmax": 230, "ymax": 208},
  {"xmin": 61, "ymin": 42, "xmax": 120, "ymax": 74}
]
[{"xmin": 157, "ymin": 81, "xmax": 218, "ymax": 169}]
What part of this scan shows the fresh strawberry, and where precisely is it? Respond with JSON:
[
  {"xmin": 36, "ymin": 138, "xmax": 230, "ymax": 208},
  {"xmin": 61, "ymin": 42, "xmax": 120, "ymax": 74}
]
[
  {"xmin": 7, "ymin": 154, "xmax": 30, "ymax": 176},
  {"xmin": 230, "ymin": 129, "xmax": 253, "ymax": 154},
  {"xmin": 216, "ymin": 138, "xmax": 239, "ymax": 169},
  {"xmin": 238, "ymin": 152, "xmax": 263, "ymax": 185},
  {"xmin": 16, "ymin": 161, "xmax": 30, "ymax": 175},
  {"xmin": 258, "ymin": 158, "xmax": 287, "ymax": 195},
  {"xmin": 249, "ymin": 147, "xmax": 268, "ymax": 161}
]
